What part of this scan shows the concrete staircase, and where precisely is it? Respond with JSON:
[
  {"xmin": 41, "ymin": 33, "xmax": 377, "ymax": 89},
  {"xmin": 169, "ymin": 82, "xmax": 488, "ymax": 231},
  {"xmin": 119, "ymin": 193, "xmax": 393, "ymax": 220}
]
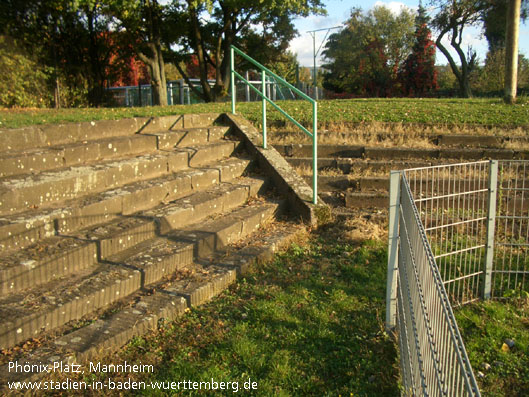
[
  {"xmin": 0, "ymin": 114, "xmax": 304, "ymax": 386},
  {"xmin": 275, "ymin": 132, "xmax": 529, "ymax": 209}
]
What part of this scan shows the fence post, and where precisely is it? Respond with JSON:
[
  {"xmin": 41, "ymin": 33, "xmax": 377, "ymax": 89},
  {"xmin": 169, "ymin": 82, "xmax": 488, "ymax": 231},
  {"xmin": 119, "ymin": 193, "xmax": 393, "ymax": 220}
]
[
  {"xmin": 483, "ymin": 160, "xmax": 498, "ymax": 299},
  {"xmin": 386, "ymin": 171, "xmax": 401, "ymax": 330},
  {"xmin": 312, "ymin": 101, "xmax": 318, "ymax": 205},
  {"xmin": 245, "ymin": 71, "xmax": 250, "ymax": 102},
  {"xmin": 262, "ymin": 70, "xmax": 267, "ymax": 149},
  {"xmin": 178, "ymin": 80, "xmax": 184, "ymax": 104},
  {"xmin": 230, "ymin": 47, "xmax": 236, "ymax": 114}
]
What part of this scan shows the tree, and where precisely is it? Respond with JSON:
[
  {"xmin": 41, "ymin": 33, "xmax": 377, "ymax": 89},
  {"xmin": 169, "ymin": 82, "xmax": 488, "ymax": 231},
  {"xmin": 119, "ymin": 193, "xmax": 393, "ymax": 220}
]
[
  {"xmin": 103, "ymin": 0, "xmax": 170, "ymax": 106},
  {"xmin": 430, "ymin": 0, "xmax": 489, "ymax": 98},
  {"xmin": 400, "ymin": 2, "xmax": 438, "ymax": 96},
  {"xmin": 1, "ymin": 0, "xmax": 121, "ymax": 107},
  {"xmin": 322, "ymin": 6, "xmax": 415, "ymax": 97},
  {"xmin": 167, "ymin": 0, "xmax": 325, "ymax": 102},
  {"xmin": 504, "ymin": 0, "xmax": 522, "ymax": 103},
  {"xmin": 483, "ymin": 0, "xmax": 528, "ymax": 51}
]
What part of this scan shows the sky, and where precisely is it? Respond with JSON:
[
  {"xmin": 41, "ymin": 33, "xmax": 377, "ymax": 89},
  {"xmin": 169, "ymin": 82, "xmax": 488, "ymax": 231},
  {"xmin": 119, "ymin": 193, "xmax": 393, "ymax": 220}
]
[{"xmin": 289, "ymin": 0, "xmax": 529, "ymax": 67}]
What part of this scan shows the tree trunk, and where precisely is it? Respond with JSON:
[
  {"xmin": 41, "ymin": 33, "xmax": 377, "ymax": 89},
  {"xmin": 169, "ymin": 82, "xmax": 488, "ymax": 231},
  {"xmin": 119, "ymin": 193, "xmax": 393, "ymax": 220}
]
[
  {"xmin": 138, "ymin": 43, "xmax": 167, "ymax": 106},
  {"xmin": 504, "ymin": 0, "xmax": 521, "ymax": 104}
]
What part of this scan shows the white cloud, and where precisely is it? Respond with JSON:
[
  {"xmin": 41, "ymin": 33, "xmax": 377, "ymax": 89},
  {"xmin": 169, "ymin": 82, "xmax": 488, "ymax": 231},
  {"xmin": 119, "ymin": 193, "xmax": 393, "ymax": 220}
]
[{"xmin": 373, "ymin": 1, "xmax": 415, "ymax": 15}]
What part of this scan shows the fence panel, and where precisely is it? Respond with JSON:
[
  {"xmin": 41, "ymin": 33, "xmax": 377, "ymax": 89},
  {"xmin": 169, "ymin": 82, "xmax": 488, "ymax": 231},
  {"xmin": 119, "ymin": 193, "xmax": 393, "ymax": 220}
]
[
  {"xmin": 492, "ymin": 161, "xmax": 529, "ymax": 298},
  {"xmin": 396, "ymin": 174, "xmax": 481, "ymax": 396},
  {"xmin": 404, "ymin": 162, "xmax": 490, "ymax": 306}
]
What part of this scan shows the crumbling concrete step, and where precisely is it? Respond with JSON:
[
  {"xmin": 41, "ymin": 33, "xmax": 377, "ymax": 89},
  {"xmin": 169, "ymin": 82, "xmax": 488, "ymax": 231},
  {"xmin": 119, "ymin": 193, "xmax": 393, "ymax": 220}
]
[
  {"xmin": 0, "ymin": 263, "xmax": 141, "ymax": 349},
  {"xmin": 150, "ymin": 126, "xmax": 230, "ymax": 149},
  {"xmin": 167, "ymin": 201, "xmax": 283, "ymax": 258},
  {"xmin": 274, "ymin": 144, "xmax": 364, "ymax": 158},
  {"xmin": 345, "ymin": 191, "xmax": 389, "ymax": 209},
  {"xmin": 303, "ymin": 175, "xmax": 354, "ymax": 192},
  {"xmin": 0, "ymin": 134, "xmax": 158, "ymax": 178},
  {"xmin": 0, "ymin": 140, "xmax": 239, "ymax": 216},
  {"xmin": 0, "ymin": 236, "xmax": 97, "ymax": 297},
  {"xmin": 287, "ymin": 157, "xmax": 430, "ymax": 173},
  {"xmin": 0, "ymin": 157, "xmax": 251, "ymax": 252},
  {"xmin": 147, "ymin": 177, "xmax": 267, "ymax": 234},
  {"xmin": 139, "ymin": 113, "xmax": 222, "ymax": 133},
  {"xmin": 0, "ymin": 175, "xmax": 264, "ymax": 296},
  {"xmin": 0, "ymin": 113, "xmax": 222, "ymax": 151},
  {"xmin": 0, "ymin": 221, "xmax": 305, "ymax": 388},
  {"xmin": 108, "ymin": 238, "xmax": 194, "ymax": 286}
]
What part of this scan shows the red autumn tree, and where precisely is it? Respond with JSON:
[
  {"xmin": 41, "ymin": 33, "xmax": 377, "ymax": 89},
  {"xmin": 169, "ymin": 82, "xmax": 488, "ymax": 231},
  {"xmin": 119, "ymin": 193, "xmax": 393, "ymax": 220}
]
[{"xmin": 400, "ymin": 3, "xmax": 438, "ymax": 96}]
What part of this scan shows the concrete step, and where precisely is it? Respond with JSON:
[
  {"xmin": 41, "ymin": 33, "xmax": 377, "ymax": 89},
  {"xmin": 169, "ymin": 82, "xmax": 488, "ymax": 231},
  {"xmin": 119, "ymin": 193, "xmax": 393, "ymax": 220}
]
[
  {"xmin": 345, "ymin": 191, "xmax": 389, "ymax": 209},
  {"xmin": 166, "ymin": 200, "xmax": 283, "ymax": 258},
  {"xmin": 287, "ymin": 157, "xmax": 430, "ymax": 174},
  {"xmin": 0, "ymin": 140, "xmax": 240, "ymax": 216},
  {"xmin": 0, "ymin": 156, "xmax": 251, "ymax": 252},
  {"xmin": 0, "ymin": 220, "xmax": 305, "ymax": 388},
  {"xmin": 0, "ymin": 134, "xmax": 158, "ymax": 178},
  {"xmin": 150, "ymin": 125, "xmax": 230, "ymax": 149},
  {"xmin": 0, "ymin": 175, "xmax": 262, "ymax": 296},
  {"xmin": 0, "ymin": 200, "xmax": 282, "ymax": 350},
  {"xmin": 274, "ymin": 144, "xmax": 528, "ymax": 161},
  {"xmin": 0, "ymin": 113, "xmax": 222, "ymax": 151}
]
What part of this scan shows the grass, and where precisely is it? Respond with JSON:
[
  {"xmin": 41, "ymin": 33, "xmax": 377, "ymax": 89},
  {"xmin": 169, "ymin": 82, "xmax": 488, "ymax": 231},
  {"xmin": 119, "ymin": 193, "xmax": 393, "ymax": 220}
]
[
  {"xmin": 455, "ymin": 299, "xmax": 529, "ymax": 397},
  {"xmin": 47, "ymin": 221, "xmax": 400, "ymax": 396},
  {"xmin": 1, "ymin": 97, "xmax": 528, "ymax": 129}
]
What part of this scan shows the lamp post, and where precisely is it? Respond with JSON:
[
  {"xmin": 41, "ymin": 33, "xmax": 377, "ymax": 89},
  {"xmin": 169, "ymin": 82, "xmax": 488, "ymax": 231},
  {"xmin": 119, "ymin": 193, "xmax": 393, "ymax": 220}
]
[{"xmin": 307, "ymin": 26, "xmax": 341, "ymax": 100}]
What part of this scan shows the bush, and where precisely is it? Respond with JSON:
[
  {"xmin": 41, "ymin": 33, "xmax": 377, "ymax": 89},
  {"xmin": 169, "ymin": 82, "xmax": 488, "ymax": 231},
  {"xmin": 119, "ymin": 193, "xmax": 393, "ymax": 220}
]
[{"xmin": 0, "ymin": 36, "xmax": 52, "ymax": 108}]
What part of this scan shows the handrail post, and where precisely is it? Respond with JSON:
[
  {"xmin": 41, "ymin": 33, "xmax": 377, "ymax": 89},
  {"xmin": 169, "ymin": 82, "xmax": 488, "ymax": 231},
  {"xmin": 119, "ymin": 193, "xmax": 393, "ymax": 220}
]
[
  {"xmin": 230, "ymin": 46, "xmax": 236, "ymax": 114},
  {"xmin": 262, "ymin": 70, "xmax": 267, "ymax": 149},
  {"xmin": 312, "ymin": 101, "xmax": 318, "ymax": 204}
]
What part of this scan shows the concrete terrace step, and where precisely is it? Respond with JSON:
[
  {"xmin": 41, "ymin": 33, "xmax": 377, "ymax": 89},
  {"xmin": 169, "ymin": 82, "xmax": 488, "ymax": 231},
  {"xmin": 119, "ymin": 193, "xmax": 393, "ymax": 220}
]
[
  {"xmin": 0, "ymin": 113, "xmax": 222, "ymax": 151},
  {"xmin": 0, "ymin": 134, "xmax": 158, "ymax": 178},
  {"xmin": 287, "ymin": 158, "xmax": 430, "ymax": 173},
  {"xmin": 274, "ymin": 144, "xmax": 529, "ymax": 161},
  {"xmin": 151, "ymin": 125, "xmax": 230, "ymax": 149},
  {"xmin": 0, "ymin": 221, "xmax": 305, "ymax": 388},
  {"xmin": 0, "ymin": 157, "xmax": 251, "ymax": 252},
  {"xmin": 0, "ymin": 175, "xmax": 262, "ymax": 295},
  {"xmin": 0, "ymin": 140, "xmax": 240, "ymax": 216},
  {"xmin": 0, "ymin": 200, "xmax": 282, "ymax": 350}
]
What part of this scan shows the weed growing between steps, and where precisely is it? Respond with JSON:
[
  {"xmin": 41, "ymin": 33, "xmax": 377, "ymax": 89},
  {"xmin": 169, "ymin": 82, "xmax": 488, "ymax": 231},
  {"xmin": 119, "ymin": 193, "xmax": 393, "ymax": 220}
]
[
  {"xmin": 455, "ymin": 299, "xmax": 529, "ymax": 396},
  {"xmin": 44, "ymin": 221, "xmax": 399, "ymax": 396}
]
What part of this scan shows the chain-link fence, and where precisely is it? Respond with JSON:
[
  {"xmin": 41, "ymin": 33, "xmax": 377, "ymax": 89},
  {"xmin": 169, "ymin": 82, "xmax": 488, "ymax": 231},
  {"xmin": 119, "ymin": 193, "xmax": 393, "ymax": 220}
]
[{"xmin": 387, "ymin": 160, "xmax": 529, "ymax": 395}]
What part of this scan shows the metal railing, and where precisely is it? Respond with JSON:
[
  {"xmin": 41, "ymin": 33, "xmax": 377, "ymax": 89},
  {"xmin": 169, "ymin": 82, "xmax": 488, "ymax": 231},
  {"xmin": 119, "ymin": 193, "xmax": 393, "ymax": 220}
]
[
  {"xmin": 387, "ymin": 170, "xmax": 481, "ymax": 396},
  {"xmin": 387, "ymin": 160, "xmax": 529, "ymax": 395},
  {"xmin": 230, "ymin": 45, "xmax": 318, "ymax": 204}
]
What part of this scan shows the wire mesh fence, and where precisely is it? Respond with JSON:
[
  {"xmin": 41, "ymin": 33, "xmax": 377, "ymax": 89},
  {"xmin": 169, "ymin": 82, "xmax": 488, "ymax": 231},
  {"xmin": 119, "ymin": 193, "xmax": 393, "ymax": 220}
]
[
  {"xmin": 391, "ymin": 172, "xmax": 481, "ymax": 396},
  {"xmin": 492, "ymin": 161, "xmax": 529, "ymax": 298},
  {"xmin": 387, "ymin": 160, "xmax": 529, "ymax": 396}
]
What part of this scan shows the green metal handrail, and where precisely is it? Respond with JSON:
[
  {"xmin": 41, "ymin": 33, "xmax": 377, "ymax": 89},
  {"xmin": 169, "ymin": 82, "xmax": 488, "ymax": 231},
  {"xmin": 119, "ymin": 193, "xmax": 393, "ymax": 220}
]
[{"xmin": 230, "ymin": 45, "xmax": 318, "ymax": 204}]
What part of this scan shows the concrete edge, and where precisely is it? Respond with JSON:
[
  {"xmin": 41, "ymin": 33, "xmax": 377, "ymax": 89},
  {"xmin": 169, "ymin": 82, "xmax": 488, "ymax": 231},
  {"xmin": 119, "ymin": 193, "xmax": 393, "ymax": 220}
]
[
  {"xmin": 0, "ymin": 113, "xmax": 223, "ymax": 151},
  {"xmin": 221, "ymin": 113, "xmax": 330, "ymax": 227}
]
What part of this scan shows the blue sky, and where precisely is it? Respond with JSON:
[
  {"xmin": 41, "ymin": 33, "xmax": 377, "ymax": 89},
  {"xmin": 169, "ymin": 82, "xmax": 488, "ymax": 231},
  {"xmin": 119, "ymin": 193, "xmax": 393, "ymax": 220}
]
[{"xmin": 289, "ymin": 0, "xmax": 529, "ymax": 66}]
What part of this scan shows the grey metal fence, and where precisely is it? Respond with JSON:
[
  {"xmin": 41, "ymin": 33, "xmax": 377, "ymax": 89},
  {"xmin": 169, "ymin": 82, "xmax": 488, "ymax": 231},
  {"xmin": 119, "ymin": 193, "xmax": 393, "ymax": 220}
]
[
  {"xmin": 387, "ymin": 160, "xmax": 529, "ymax": 395},
  {"xmin": 388, "ymin": 171, "xmax": 481, "ymax": 396}
]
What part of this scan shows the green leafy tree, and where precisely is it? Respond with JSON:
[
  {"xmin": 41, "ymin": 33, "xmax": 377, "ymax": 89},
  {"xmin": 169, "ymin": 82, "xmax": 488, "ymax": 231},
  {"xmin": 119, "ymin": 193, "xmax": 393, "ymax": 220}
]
[
  {"xmin": 430, "ymin": 0, "xmax": 492, "ymax": 98},
  {"xmin": 322, "ymin": 6, "xmax": 415, "ymax": 97},
  {"xmin": 167, "ymin": 0, "xmax": 325, "ymax": 102}
]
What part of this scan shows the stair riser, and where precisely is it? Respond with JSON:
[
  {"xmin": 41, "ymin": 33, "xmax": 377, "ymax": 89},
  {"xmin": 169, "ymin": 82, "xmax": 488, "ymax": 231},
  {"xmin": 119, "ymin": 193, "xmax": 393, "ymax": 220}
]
[
  {"xmin": 0, "ymin": 271, "xmax": 141, "ymax": 350},
  {"xmin": 0, "ymin": 160, "xmax": 251, "ymax": 252},
  {"xmin": 0, "ymin": 242, "xmax": 97, "ymax": 297},
  {"xmin": 154, "ymin": 126, "xmax": 229, "ymax": 149},
  {"xmin": 0, "ymin": 135, "xmax": 158, "ymax": 178},
  {"xmin": 0, "ymin": 203, "xmax": 280, "ymax": 350},
  {"xmin": 0, "ymin": 141, "xmax": 239, "ymax": 216}
]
